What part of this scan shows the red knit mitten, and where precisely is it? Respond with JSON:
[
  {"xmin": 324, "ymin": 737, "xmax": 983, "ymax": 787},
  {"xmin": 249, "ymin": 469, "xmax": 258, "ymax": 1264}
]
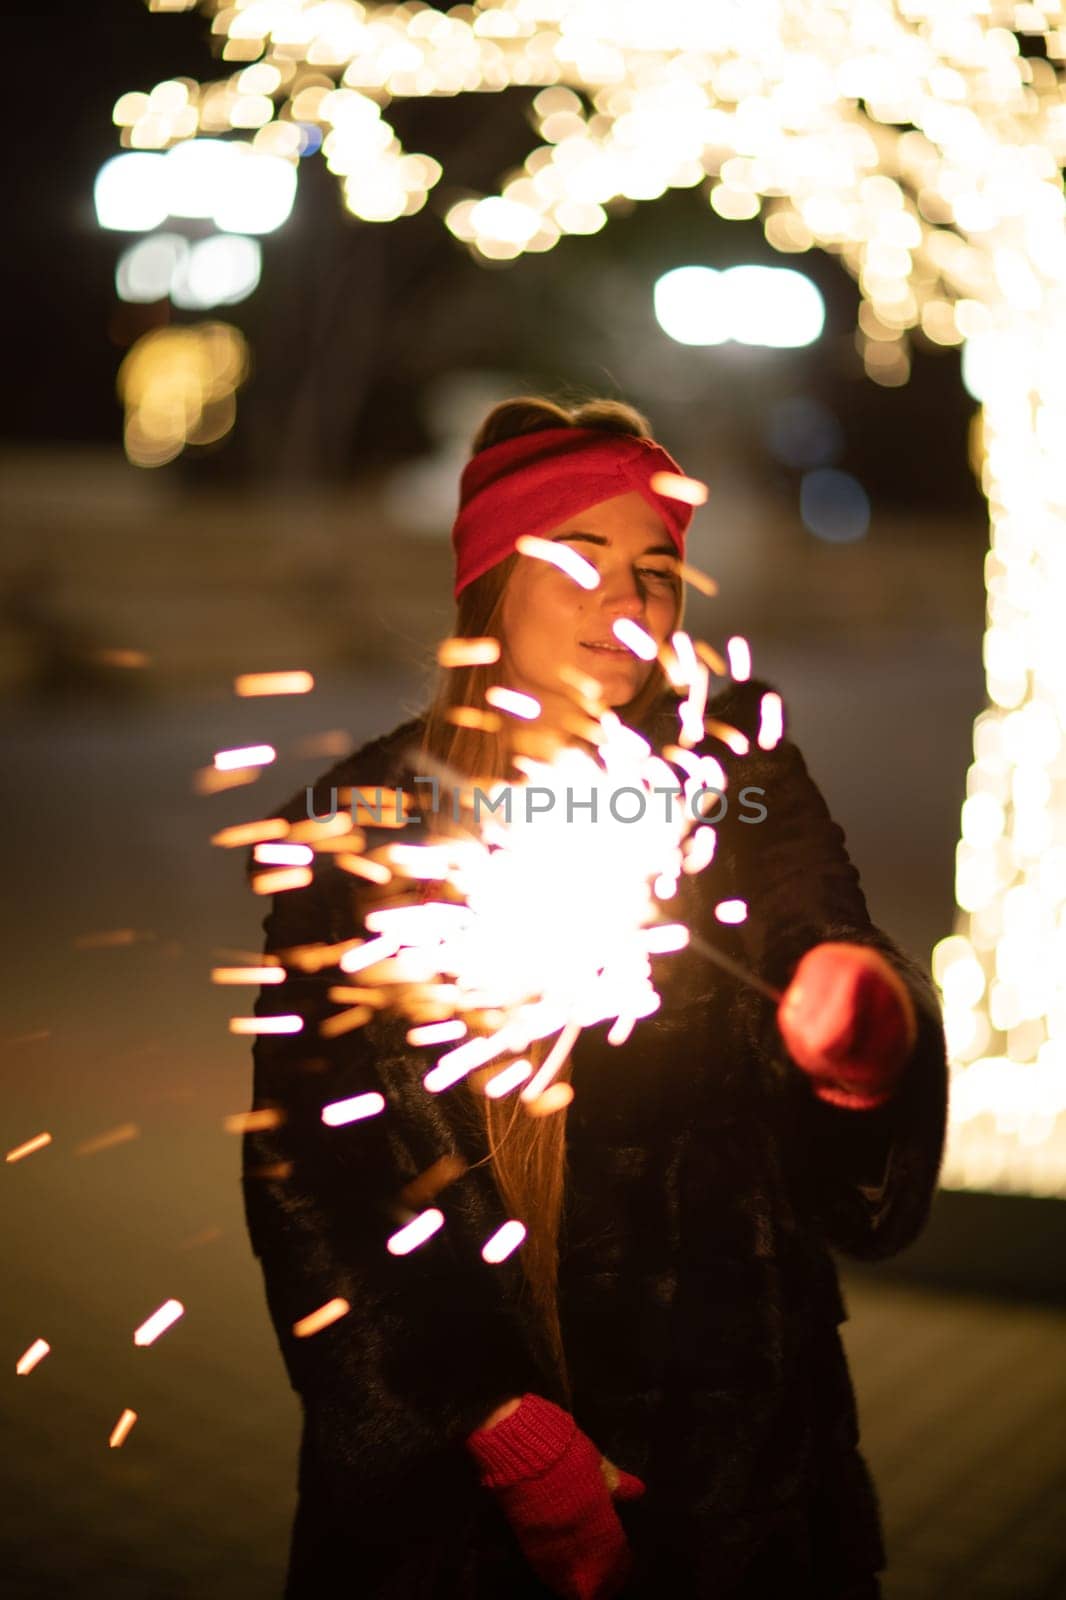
[
  {"xmin": 465, "ymin": 1394, "xmax": 644, "ymax": 1600},
  {"xmin": 777, "ymin": 942, "xmax": 918, "ymax": 1111}
]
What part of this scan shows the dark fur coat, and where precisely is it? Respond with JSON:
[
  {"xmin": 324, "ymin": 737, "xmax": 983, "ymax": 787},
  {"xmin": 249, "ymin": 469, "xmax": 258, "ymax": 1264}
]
[{"xmin": 242, "ymin": 678, "xmax": 949, "ymax": 1599}]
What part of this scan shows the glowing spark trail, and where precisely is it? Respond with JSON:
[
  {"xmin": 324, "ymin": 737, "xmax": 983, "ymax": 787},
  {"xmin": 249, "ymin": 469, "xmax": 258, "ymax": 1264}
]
[
  {"xmin": 16, "ymin": 1340, "xmax": 50, "ymax": 1376},
  {"xmin": 387, "ymin": 1209, "xmax": 445, "ymax": 1256},
  {"xmin": 133, "ymin": 1299, "xmax": 184, "ymax": 1347},
  {"xmin": 235, "ymin": 671, "xmax": 314, "ymax": 697},
  {"xmin": 214, "ymin": 744, "xmax": 276, "ymax": 771},
  {"xmin": 293, "ymin": 1298, "xmax": 350, "ymax": 1339},
  {"xmin": 515, "ymin": 535, "xmax": 601, "ymax": 590},
  {"xmin": 649, "ymin": 470, "xmax": 708, "ymax": 507},
  {"xmin": 6, "ymin": 1133, "xmax": 52, "ymax": 1164},
  {"xmin": 437, "ymin": 637, "xmax": 502, "ymax": 668},
  {"xmin": 481, "ymin": 1220, "xmax": 527, "ymax": 1263},
  {"xmin": 322, "ymin": 1092, "xmax": 386, "ymax": 1127},
  {"xmin": 109, "ymin": 1410, "xmax": 138, "ymax": 1449}
]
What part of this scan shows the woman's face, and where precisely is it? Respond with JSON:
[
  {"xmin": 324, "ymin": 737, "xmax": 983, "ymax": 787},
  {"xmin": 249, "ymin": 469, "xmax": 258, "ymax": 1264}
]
[{"xmin": 498, "ymin": 490, "xmax": 680, "ymax": 724}]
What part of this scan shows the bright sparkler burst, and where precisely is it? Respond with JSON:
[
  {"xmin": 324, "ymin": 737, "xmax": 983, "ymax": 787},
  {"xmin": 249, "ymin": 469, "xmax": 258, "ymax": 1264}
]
[
  {"xmin": 355, "ymin": 705, "xmax": 731, "ymax": 1102},
  {"xmin": 257, "ymin": 543, "xmax": 762, "ymax": 1122}
]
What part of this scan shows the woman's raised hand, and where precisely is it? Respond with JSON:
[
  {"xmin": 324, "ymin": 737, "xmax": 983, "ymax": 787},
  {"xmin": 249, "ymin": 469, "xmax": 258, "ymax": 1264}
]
[
  {"xmin": 465, "ymin": 1393, "xmax": 644, "ymax": 1599},
  {"xmin": 777, "ymin": 941, "xmax": 918, "ymax": 1111}
]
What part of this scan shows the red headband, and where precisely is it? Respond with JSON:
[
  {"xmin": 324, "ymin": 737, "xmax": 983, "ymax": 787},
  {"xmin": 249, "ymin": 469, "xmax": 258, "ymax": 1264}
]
[{"xmin": 450, "ymin": 426, "xmax": 695, "ymax": 599}]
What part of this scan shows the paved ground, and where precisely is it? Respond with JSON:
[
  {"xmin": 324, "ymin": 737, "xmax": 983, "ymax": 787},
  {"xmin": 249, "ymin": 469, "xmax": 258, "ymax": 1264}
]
[
  {"xmin": 841, "ymin": 1274, "xmax": 1066, "ymax": 1600},
  {"xmin": 3, "ymin": 648, "xmax": 1060, "ymax": 1599}
]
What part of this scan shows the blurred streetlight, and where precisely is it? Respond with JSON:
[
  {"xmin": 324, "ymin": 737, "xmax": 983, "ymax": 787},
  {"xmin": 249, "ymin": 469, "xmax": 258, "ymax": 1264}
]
[{"xmin": 654, "ymin": 264, "xmax": 826, "ymax": 349}]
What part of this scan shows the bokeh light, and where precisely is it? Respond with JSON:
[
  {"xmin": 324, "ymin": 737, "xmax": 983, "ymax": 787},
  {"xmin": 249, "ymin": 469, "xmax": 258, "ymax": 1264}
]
[
  {"xmin": 116, "ymin": 233, "xmax": 261, "ymax": 308},
  {"xmin": 654, "ymin": 265, "xmax": 825, "ymax": 349},
  {"xmin": 799, "ymin": 469, "xmax": 871, "ymax": 543},
  {"xmin": 96, "ymin": 141, "xmax": 296, "ymax": 235},
  {"xmin": 171, "ymin": 236, "xmax": 262, "ymax": 309},
  {"xmin": 116, "ymin": 233, "xmax": 188, "ymax": 303},
  {"xmin": 116, "ymin": 322, "xmax": 249, "ymax": 468}
]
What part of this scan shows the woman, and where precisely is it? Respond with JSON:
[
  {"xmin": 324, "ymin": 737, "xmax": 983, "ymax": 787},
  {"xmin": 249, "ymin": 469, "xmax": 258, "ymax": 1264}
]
[{"xmin": 243, "ymin": 396, "xmax": 948, "ymax": 1599}]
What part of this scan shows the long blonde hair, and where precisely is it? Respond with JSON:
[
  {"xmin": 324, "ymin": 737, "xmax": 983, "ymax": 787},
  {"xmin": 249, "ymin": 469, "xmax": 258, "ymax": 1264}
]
[{"xmin": 418, "ymin": 393, "xmax": 685, "ymax": 1398}]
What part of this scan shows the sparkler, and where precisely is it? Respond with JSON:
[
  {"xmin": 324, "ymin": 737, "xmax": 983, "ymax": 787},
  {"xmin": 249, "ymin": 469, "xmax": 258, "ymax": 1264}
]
[{"xmin": 269, "ymin": 544, "xmax": 786, "ymax": 1121}]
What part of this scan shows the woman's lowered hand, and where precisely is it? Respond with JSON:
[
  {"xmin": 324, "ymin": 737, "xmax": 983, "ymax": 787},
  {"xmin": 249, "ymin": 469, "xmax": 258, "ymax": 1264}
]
[
  {"xmin": 777, "ymin": 941, "xmax": 918, "ymax": 1111},
  {"xmin": 465, "ymin": 1393, "xmax": 644, "ymax": 1599}
]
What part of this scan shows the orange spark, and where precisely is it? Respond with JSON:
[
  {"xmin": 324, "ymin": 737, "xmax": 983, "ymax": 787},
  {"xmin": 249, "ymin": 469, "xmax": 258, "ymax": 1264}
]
[
  {"xmin": 557, "ymin": 664, "xmax": 606, "ymax": 706},
  {"xmin": 326, "ymin": 985, "xmax": 385, "ymax": 1006},
  {"xmin": 16, "ymin": 1339, "xmax": 50, "ymax": 1375},
  {"xmin": 693, "ymin": 639, "xmax": 728, "ymax": 675},
  {"xmin": 75, "ymin": 1123, "xmax": 140, "ymax": 1157},
  {"xmin": 222, "ymin": 1109, "xmax": 285, "ymax": 1134},
  {"xmin": 437, "ymin": 637, "xmax": 502, "ymax": 668},
  {"xmin": 211, "ymin": 818, "xmax": 289, "ymax": 848},
  {"xmin": 445, "ymin": 707, "xmax": 503, "ymax": 733},
  {"xmin": 293, "ymin": 1297, "xmax": 350, "ymax": 1338},
  {"xmin": 678, "ymin": 561, "xmax": 719, "ymax": 597},
  {"xmin": 211, "ymin": 966, "xmax": 286, "ymax": 985},
  {"xmin": 612, "ymin": 619, "xmax": 657, "ymax": 661},
  {"xmin": 250, "ymin": 867, "xmax": 314, "ymax": 896},
  {"xmin": 387, "ymin": 1209, "xmax": 445, "ymax": 1256},
  {"xmin": 306, "ymin": 831, "xmax": 369, "ymax": 856},
  {"xmin": 133, "ymin": 1299, "xmax": 184, "ymax": 1346},
  {"xmin": 485, "ymin": 686, "xmax": 541, "ymax": 720},
  {"xmin": 649, "ymin": 470, "xmax": 709, "ymax": 507},
  {"xmin": 96, "ymin": 648, "xmax": 149, "ymax": 669},
  {"xmin": 6, "ymin": 1132, "xmax": 52, "ymax": 1164},
  {"xmin": 483, "ymin": 1059, "xmax": 532, "ymax": 1098},
  {"xmin": 726, "ymin": 636, "xmax": 751, "ymax": 680},
  {"xmin": 515, "ymin": 535, "xmax": 600, "ymax": 590},
  {"xmin": 334, "ymin": 854, "xmax": 393, "ymax": 885},
  {"xmin": 253, "ymin": 843, "xmax": 313, "ymax": 867},
  {"xmin": 399, "ymin": 1154, "xmax": 468, "ymax": 1209},
  {"xmin": 177, "ymin": 1226, "xmax": 223, "ymax": 1251},
  {"xmin": 214, "ymin": 743, "xmax": 276, "ymax": 772},
  {"xmin": 481, "ymin": 1220, "xmax": 527, "ymax": 1263},
  {"xmin": 73, "ymin": 928, "xmax": 142, "ymax": 949},
  {"xmin": 109, "ymin": 1409, "xmax": 138, "ymax": 1448},
  {"xmin": 406, "ymin": 1019, "xmax": 468, "ymax": 1047},
  {"xmin": 321, "ymin": 1091, "xmax": 386, "ymax": 1126},
  {"xmin": 682, "ymin": 827, "xmax": 717, "ymax": 875},
  {"xmin": 194, "ymin": 765, "xmax": 259, "ymax": 795},
  {"xmin": 521, "ymin": 1023, "xmax": 581, "ymax": 1102},
  {"xmin": 234, "ymin": 671, "xmax": 314, "ymax": 697},
  {"xmin": 245, "ymin": 1160, "xmax": 293, "ymax": 1181},
  {"xmin": 339, "ymin": 935, "xmax": 400, "ymax": 975},
  {"xmin": 526, "ymin": 1082, "xmax": 575, "ymax": 1117},
  {"xmin": 228, "ymin": 1015, "xmax": 303, "ymax": 1035},
  {"xmin": 288, "ymin": 814, "xmax": 358, "ymax": 843},
  {"xmin": 424, "ymin": 1033, "xmax": 506, "ymax": 1093},
  {"xmin": 758, "ymin": 692, "xmax": 784, "ymax": 750},
  {"xmin": 319, "ymin": 1005, "xmax": 374, "ymax": 1038},
  {"xmin": 703, "ymin": 718, "xmax": 750, "ymax": 756}
]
